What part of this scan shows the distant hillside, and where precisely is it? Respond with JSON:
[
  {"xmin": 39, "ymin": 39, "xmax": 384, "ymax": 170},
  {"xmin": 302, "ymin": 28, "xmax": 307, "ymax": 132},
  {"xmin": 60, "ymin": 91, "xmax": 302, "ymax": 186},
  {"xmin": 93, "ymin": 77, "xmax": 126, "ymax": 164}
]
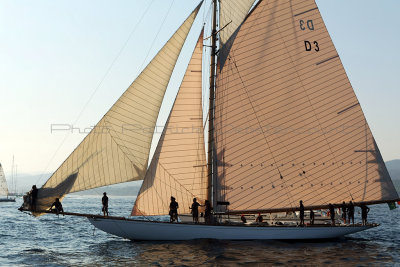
[
  {"xmin": 13, "ymin": 173, "xmax": 141, "ymax": 196},
  {"xmin": 11, "ymin": 173, "xmax": 51, "ymax": 194},
  {"xmin": 71, "ymin": 182, "xmax": 141, "ymax": 197},
  {"xmin": 386, "ymin": 159, "xmax": 400, "ymax": 194},
  {"xmin": 385, "ymin": 159, "xmax": 400, "ymax": 172}
]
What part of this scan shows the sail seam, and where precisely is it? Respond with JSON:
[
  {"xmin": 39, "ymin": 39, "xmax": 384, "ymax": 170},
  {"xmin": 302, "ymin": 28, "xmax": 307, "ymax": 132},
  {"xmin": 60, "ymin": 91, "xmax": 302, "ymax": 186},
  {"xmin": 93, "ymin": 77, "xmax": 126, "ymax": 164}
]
[{"xmin": 271, "ymin": 1, "xmax": 354, "ymax": 201}]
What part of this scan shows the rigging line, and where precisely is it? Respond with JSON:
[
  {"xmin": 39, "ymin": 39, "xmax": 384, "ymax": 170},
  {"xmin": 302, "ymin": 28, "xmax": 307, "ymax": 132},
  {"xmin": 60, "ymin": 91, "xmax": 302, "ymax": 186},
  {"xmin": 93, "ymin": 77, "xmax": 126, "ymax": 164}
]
[
  {"xmin": 103, "ymin": 119, "xmax": 142, "ymax": 167},
  {"xmin": 228, "ymin": 54, "xmax": 297, "ymax": 209},
  {"xmin": 157, "ymin": 161, "xmax": 202, "ymax": 199},
  {"xmin": 35, "ymin": 0, "xmax": 156, "ymax": 186},
  {"xmin": 271, "ymin": 3, "xmax": 354, "ymax": 201},
  {"xmin": 136, "ymin": 0, "xmax": 176, "ymax": 73}
]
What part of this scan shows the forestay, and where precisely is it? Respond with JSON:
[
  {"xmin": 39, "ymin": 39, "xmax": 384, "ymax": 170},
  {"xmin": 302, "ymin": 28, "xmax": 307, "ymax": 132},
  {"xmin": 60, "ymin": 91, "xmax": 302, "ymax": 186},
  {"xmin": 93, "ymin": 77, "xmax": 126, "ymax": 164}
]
[
  {"xmin": 214, "ymin": 0, "xmax": 399, "ymax": 213},
  {"xmin": 132, "ymin": 31, "xmax": 207, "ymax": 216},
  {"xmin": 35, "ymin": 3, "xmax": 202, "ymax": 211}
]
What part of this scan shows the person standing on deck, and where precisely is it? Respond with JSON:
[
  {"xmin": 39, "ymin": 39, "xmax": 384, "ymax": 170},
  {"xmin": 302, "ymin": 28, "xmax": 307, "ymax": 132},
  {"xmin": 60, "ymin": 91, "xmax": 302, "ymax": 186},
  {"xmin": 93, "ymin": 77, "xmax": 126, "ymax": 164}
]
[
  {"xmin": 255, "ymin": 213, "xmax": 263, "ymax": 223},
  {"xmin": 341, "ymin": 201, "xmax": 347, "ymax": 224},
  {"xmin": 347, "ymin": 201, "xmax": 355, "ymax": 225},
  {"xmin": 102, "ymin": 192, "xmax": 109, "ymax": 217},
  {"xmin": 31, "ymin": 185, "xmax": 38, "ymax": 211},
  {"xmin": 299, "ymin": 200, "xmax": 305, "ymax": 226},
  {"xmin": 310, "ymin": 210, "xmax": 315, "ymax": 225},
  {"xmin": 189, "ymin": 198, "xmax": 201, "ymax": 223},
  {"xmin": 169, "ymin": 196, "xmax": 179, "ymax": 222},
  {"xmin": 360, "ymin": 203, "xmax": 370, "ymax": 225},
  {"xmin": 328, "ymin": 203, "xmax": 335, "ymax": 226}
]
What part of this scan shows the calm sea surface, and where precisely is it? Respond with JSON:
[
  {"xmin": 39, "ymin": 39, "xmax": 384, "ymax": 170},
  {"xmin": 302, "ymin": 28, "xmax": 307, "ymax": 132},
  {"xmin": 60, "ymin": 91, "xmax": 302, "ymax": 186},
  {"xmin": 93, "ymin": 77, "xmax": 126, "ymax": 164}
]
[{"xmin": 1, "ymin": 195, "xmax": 399, "ymax": 266}]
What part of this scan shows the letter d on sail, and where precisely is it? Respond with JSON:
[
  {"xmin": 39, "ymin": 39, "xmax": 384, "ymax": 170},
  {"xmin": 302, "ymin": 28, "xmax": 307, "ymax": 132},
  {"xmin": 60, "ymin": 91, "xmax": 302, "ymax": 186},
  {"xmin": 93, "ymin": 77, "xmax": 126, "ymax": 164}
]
[{"xmin": 304, "ymin": 41, "xmax": 312, "ymax": 51}]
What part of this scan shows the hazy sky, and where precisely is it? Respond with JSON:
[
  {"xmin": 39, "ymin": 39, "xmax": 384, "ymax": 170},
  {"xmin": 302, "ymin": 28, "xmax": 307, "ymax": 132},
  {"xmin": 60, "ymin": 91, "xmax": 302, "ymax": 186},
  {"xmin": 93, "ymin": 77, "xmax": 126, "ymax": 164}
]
[{"xmin": 0, "ymin": 0, "xmax": 399, "ymax": 186}]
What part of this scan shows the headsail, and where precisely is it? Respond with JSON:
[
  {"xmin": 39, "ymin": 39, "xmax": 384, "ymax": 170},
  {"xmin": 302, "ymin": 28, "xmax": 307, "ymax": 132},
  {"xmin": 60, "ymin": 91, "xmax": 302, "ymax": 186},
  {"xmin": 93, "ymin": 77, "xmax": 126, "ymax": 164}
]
[
  {"xmin": 35, "ymin": 3, "xmax": 203, "ymax": 211},
  {"xmin": 132, "ymin": 30, "xmax": 207, "ymax": 216},
  {"xmin": 214, "ymin": 0, "xmax": 399, "ymax": 213},
  {"xmin": 219, "ymin": 0, "xmax": 256, "ymax": 47},
  {"xmin": 0, "ymin": 163, "xmax": 9, "ymax": 196}
]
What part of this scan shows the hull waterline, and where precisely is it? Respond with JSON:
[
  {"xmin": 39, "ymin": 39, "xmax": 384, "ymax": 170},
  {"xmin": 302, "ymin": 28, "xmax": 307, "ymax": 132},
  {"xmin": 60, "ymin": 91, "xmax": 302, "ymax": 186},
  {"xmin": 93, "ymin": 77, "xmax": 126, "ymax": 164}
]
[{"xmin": 88, "ymin": 217, "xmax": 375, "ymax": 241}]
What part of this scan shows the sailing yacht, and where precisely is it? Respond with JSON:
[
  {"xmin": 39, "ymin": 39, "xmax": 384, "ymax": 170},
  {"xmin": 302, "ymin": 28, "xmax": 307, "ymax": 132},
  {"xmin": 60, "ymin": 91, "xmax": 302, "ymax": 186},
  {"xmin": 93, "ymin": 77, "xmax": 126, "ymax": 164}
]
[
  {"xmin": 20, "ymin": 0, "xmax": 399, "ymax": 240},
  {"xmin": 0, "ymin": 163, "xmax": 16, "ymax": 202}
]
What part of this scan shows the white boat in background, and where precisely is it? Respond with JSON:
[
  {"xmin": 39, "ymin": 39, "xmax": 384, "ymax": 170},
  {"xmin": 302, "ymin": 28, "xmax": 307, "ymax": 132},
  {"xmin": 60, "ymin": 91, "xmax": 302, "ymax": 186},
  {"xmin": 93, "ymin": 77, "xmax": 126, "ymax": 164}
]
[
  {"xmin": 21, "ymin": 0, "xmax": 399, "ymax": 240},
  {"xmin": 0, "ymin": 163, "xmax": 16, "ymax": 202}
]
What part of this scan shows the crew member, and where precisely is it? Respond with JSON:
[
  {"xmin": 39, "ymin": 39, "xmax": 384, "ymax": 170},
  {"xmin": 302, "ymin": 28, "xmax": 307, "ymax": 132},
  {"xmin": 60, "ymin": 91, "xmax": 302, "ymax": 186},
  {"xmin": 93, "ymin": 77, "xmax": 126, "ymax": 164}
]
[
  {"xmin": 50, "ymin": 198, "xmax": 64, "ymax": 216},
  {"xmin": 169, "ymin": 196, "xmax": 179, "ymax": 222},
  {"xmin": 189, "ymin": 198, "xmax": 200, "ymax": 223},
  {"xmin": 102, "ymin": 192, "xmax": 109, "ymax": 216}
]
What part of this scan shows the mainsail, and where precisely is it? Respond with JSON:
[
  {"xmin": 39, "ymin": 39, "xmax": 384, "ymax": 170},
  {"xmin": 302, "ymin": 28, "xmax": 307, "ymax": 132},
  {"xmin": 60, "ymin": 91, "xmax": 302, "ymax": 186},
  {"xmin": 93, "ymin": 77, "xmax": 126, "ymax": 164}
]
[
  {"xmin": 214, "ymin": 0, "xmax": 399, "ymax": 213},
  {"xmin": 0, "ymin": 163, "xmax": 9, "ymax": 196},
  {"xmin": 35, "ymin": 3, "xmax": 202, "ymax": 211},
  {"xmin": 132, "ymin": 30, "xmax": 207, "ymax": 216}
]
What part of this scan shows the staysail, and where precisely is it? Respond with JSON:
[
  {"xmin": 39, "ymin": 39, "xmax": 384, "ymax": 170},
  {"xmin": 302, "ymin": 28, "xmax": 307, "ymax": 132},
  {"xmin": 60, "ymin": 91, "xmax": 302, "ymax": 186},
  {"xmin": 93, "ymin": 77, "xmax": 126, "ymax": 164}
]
[
  {"xmin": 219, "ymin": 0, "xmax": 257, "ymax": 47},
  {"xmin": 214, "ymin": 0, "xmax": 399, "ymax": 213},
  {"xmin": 0, "ymin": 163, "xmax": 9, "ymax": 196},
  {"xmin": 35, "ymin": 3, "xmax": 202, "ymax": 211},
  {"xmin": 132, "ymin": 30, "xmax": 207, "ymax": 216}
]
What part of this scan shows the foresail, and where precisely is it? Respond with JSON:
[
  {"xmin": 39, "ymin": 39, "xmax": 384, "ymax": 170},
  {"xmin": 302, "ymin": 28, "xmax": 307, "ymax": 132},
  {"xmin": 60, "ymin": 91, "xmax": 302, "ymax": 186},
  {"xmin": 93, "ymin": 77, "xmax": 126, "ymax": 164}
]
[
  {"xmin": 36, "ymin": 3, "xmax": 202, "ymax": 211},
  {"xmin": 219, "ymin": 0, "xmax": 256, "ymax": 47},
  {"xmin": 132, "ymin": 31, "xmax": 207, "ymax": 216},
  {"xmin": 0, "ymin": 163, "xmax": 9, "ymax": 196},
  {"xmin": 214, "ymin": 0, "xmax": 399, "ymax": 213}
]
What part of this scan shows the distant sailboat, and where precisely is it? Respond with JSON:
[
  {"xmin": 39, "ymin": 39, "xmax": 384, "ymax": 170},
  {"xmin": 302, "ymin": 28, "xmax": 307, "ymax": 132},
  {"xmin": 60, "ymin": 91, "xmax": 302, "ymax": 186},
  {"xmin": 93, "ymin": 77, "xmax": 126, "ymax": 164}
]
[
  {"xmin": 20, "ymin": 0, "xmax": 399, "ymax": 240},
  {"xmin": 0, "ymin": 163, "xmax": 16, "ymax": 202}
]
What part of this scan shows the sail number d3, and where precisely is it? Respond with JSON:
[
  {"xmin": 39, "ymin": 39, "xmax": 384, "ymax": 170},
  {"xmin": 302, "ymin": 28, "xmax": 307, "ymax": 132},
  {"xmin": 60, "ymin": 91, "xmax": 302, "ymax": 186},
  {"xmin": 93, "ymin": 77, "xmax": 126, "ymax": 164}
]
[
  {"xmin": 299, "ymin": 20, "xmax": 314, "ymax": 31},
  {"xmin": 304, "ymin": 41, "xmax": 319, "ymax": 52}
]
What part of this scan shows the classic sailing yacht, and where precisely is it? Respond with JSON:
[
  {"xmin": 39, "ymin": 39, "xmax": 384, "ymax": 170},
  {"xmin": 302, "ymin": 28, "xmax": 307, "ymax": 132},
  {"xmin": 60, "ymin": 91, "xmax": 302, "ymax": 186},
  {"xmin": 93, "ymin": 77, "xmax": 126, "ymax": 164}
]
[
  {"xmin": 20, "ymin": 0, "xmax": 399, "ymax": 240},
  {"xmin": 0, "ymin": 163, "xmax": 16, "ymax": 202}
]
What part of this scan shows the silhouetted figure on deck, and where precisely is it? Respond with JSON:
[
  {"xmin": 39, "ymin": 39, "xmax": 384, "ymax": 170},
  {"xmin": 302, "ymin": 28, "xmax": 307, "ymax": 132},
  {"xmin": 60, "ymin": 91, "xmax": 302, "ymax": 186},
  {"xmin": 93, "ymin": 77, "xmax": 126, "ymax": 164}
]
[
  {"xmin": 328, "ymin": 203, "xmax": 335, "ymax": 226},
  {"xmin": 31, "ymin": 185, "xmax": 38, "ymax": 211},
  {"xmin": 310, "ymin": 210, "xmax": 315, "ymax": 225},
  {"xmin": 361, "ymin": 204, "xmax": 370, "ymax": 225},
  {"xmin": 241, "ymin": 214, "xmax": 247, "ymax": 223},
  {"xmin": 347, "ymin": 201, "xmax": 355, "ymax": 225},
  {"xmin": 299, "ymin": 200, "xmax": 305, "ymax": 226},
  {"xmin": 102, "ymin": 192, "xmax": 109, "ymax": 217},
  {"xmin": 169, "ymin": 196, "xmax": 179, "ymax": 223},
  {"xmin": 189, "ymin": 198, "xmax": 201, "ymax": 223},
  {"xmin": 341, "ymin": 201, "xmax": 347, "ymax": 224},
  {"xmin": 204, "ymin": 200, "xmax": 212, "ymax": 224},
  {"xmin": 50, "ymin": 198, "xmax": 64, "ymax": 216},
  {"xmin": 256, "ymin": 213, "xmax": 263, "ymax": 223}
]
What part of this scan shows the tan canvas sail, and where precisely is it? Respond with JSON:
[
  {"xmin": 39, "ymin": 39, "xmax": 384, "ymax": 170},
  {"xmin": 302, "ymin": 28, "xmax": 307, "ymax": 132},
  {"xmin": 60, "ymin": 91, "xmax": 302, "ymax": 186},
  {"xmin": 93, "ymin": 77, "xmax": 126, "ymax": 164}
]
[
  {"xmin": 132, "ymin": 30, "xmax": 207, "ymax": 216},
  {"xmin": 214, "ymin": 0, "xmax": 399, "ymax": 213},
  {"xmin": 0, "ymin": 163, "xmax": 9, "ymax": 196},
  {"xmin": 34, "ymin": 3, "xmax": 202, "ymax": 211},
  {"xmin": 219, "ymin": 0, "xmax": 256, "ymax": 47}
]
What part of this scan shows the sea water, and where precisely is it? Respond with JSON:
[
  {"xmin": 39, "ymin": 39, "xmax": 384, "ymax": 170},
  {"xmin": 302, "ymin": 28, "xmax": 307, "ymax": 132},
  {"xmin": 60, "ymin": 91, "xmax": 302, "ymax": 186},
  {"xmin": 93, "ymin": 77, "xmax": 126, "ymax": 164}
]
[{"xmin": 0, "ymin": 195, "xmax": 399, "ymax": 266}]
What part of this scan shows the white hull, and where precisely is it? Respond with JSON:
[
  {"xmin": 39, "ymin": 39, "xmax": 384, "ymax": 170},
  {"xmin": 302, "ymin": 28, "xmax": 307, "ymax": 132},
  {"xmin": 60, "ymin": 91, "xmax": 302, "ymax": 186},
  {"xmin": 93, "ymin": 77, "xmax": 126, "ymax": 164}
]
[{"xmin": 88, "ymin": 217, "xmax": 375, "ymax": 241}]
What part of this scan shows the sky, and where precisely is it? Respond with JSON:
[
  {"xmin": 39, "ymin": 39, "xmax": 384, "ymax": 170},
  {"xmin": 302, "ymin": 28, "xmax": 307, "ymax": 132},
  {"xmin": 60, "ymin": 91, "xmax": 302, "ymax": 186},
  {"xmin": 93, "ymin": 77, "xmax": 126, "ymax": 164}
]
[{"xmin": 0, "ymin": 0, "xmax": 399, "ymax": 187}]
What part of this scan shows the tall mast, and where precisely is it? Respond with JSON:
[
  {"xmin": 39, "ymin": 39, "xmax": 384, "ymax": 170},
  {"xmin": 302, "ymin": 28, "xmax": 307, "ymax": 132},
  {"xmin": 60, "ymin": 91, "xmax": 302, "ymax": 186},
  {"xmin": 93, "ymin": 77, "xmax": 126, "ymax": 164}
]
[{"xmin": 207, "ymin": 0, "xmax": 218, "ymax": 206}]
